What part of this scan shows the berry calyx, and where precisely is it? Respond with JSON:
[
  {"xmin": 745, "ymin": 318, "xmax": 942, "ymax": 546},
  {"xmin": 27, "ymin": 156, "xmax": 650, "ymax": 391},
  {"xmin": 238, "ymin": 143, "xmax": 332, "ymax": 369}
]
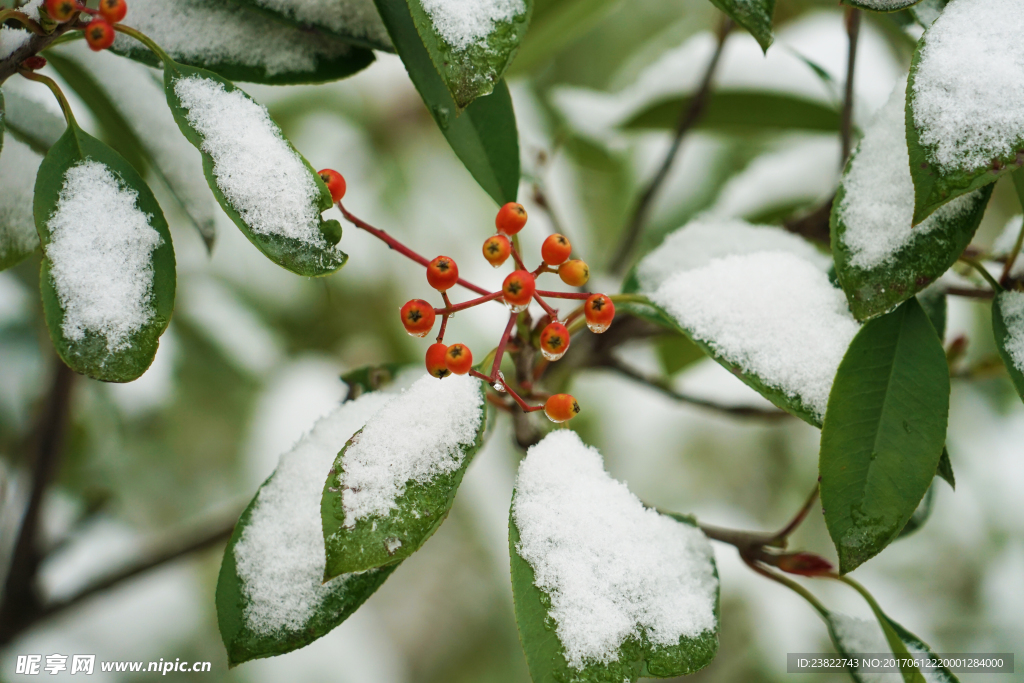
[
  {"xmin": 539, "ymin": 322, "xmax": 570, "ymax": 361},
  {"xmin": 318, "ymin": 169, "xmax": 346, "ymax": 203},
  {"xmin": 495, "ymin": 202, "xmax": 527, "ymax": 235},
  {"xmin": 426, "ymin": 255, "xmax": 459, "ymax": 292},
  {"xmin": 444, "ymin": 343, "xmax": 473, "ymax": 375},
  {"xmin": 541, "ymin": 233, "xmax": 572, "ymax": 266},
  {"xmin": 426, "ymin": 343, "xmax": 450, "ymax": 379},
  {"xmin": 558, "ymin": 259, "xmax": 589, "ymax": 287},
  {"xmin": 502, "ymin": 270, "xmax": 535, "ymax": 310},
  {"xmin": 482, "ymin": 234, "xmax": 511, "ymax": 268},
  {"xmin": 45, "ymin": 0, "xmax": 78, "ymax": 22},
  {"xmin": 98, "ymin": 0, "xmax": 127, "ymax": 23},
  {"xmin": 400, "ymin": 299, "xmax": 436, "ymax": 337},
  {"xmin": 544, "ymin": 394, "xmax": 580, "ymax": 423},
  {"xmin": 84, "ymin": 18, "xmax": 115, "ymax": 51},
  {"xmin": 583, "ymin": 294, "xmax": 615, "ymax": 334}
]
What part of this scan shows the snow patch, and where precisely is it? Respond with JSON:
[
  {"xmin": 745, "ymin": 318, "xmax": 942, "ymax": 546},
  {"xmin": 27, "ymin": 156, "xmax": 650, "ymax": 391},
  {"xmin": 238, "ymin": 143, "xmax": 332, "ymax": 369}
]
[
  {"xmin": 0, "ymin": 138, "xmax": 41, "ymax": 265},
  {"xmin": 997, "ymin": 291, "xmax": 1024, "ymax": 375},
  {"xmin": 247, "ymin": 0, "xmax": 391, "ymax": 48},
  {"xmin": 419, "ymin": 0, "xmax": 525, "ymax": 51}
]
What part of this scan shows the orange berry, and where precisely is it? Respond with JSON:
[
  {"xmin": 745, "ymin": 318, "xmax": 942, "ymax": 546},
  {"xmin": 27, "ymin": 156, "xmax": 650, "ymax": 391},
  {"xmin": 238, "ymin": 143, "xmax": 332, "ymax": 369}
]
[
  {"xmin": 444, "ymin": 343, "xmax": 473, "ymax": 375},
  {"xmin": 482, "ymin": 234, "xmax": 511, "ymax": 268},
  {"xmin": 84, "ymin": 18, "xmax": 115, "ymax": 51},
  {"xmin": 502, "ymin": 270, "xmax": 535, "ymax": 310},
  {"xmin": 541, "ymin": 234, "xmax": 572, "ymax": 266},
  {"xmin": 539, "ymin": 322, "xmax": 570, "ymax": 361},
  {"xmin": 400, "ymin": 299, "xmax": 436, "ymax": 337},
  {"xmin": 495, "ymin": 202, "xmax": 527, "ymax": 235},
  {"xmin": 426, "ymin": 343, "xmax": 450, "ymax": 379},
  {"xmin": 318, "ymin": 169, "xmax": 346, "ymax": 203},
  {"xmin": 583, "ymin": 294, "xmax": 614, "ymax": 334},
  {"xmin": 45, "ymin": 0, "xmax": 78, "ymax": 22},
  {"xmin": 426, "ymin": 255, "xmax": 459, "ymax": 292},
  {"xmin": 545, "ymin": 394, "xmax": 580, "ymax": 423},
  {"xmin": 558, "ymin": 259, "xmax": 589, "ymax": 287},
  {"xmin": 98, "ymin": 0, "xmax": 127, "ymax": 23}
]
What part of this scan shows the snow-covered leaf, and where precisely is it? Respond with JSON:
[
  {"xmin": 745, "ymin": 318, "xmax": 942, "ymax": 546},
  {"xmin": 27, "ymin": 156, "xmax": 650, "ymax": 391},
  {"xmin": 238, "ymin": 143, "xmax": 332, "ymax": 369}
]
[
  {"xmin": 906, "ymin": 0, "xmax": 1024, "ymax": 225},
  {"xmin": 647, "ymin": 251, "xmax": 859, "ymax": 426},
  {"xmin": 828, "ymin": 611, "xmax": 957, "ymax": 683},
  {"xmin": 231, "ymin": 0, "xmax": 393, "ymax": 52},
  {"xmin": 321, "ymin": 374, "xmax": 487, "ymax": 579},
  {"xmin": 510, "ymin": 431, "xmax": 718, "ymax": 683},
  {"xmin": 842, "ymin": 0, "xmax": 921, "ymax": 12},
  {"xmin": 35, "ymin": 123, "xmax": 175, "ymax": 382},
  {"xmin": 708, "ymin": 0, "xmax": 774, "ymax": 52},
  {"xmin": 0, "ymin": 84, "xmax": 65, "ymax": 154},
  {"xmin": 0, "ymin": 138, "xmax": 41, "ymax": 271},
  {"xmin": 820, "ymin": 298, "xmax": 948, "ymax": 574},
  {"xmin": 909, "ymin": 0, "xmax": 948, "ymax": 27},
  {"xmin": 373, "ymin": 0, "xmax": 520, "ymax": 205},
  {"xmin": 164, "ymin": 63, "xmax": 347, "ymax": 276},
  {"xmin": 992, "ymin": 290, "xmax": 1024, "ymax": 404},
  {"xmin": 623, "ymin": 91, "xmax": 841, "ymax": 135},
  {"xmin": 112, "ymin": 0, "xmax": 375, "ymax": 85},
  {"xmin": 833, "ymin": 78, "xmax": 992, "ymax": 321},
  {"xmin": 217, "ymin": 393, "xmax": 398, "ymax": 666}
]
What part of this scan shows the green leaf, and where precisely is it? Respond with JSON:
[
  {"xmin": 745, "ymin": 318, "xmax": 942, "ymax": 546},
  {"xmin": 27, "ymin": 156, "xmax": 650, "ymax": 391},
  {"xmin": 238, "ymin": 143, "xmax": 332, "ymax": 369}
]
[
  {"xmin": 112, "ymin": 0, "xmax": 376, "ymax": 85},
  {"xmin": 510, "ymin": 505, "xmax": 718, "ymax": 683},
  {"xmin": 827, "ymin": 610, "xmax": 954, "ymax": 683},
  {"xmin": 936, "ymin": 446, "xmax": 955, "ymax": 489},
  {"xmin": 842, "ymin": 0, "xmax": 921, "ymax": 11},
  {"xmin": 656, "ymin": 334, "xmax": 705, "ymax": 376},
  {"xmin": 895, "ymin": 482, "xmax": 934, "ymax": 540},
  {"xmin": 228, "ymin": 0, "xmax": 394, "ymax": 52},
  {"xmin": 35, "ymin": 123, "xmax": 176, "ymax": 382},
  {"xmin": 820, "ymin": 298, "xmax": 949, "ymax": 574},
  {"xmin": 163, "ymin": 62, "xmax": 347, "ymax": 276},
  {"xmin": 509, "ymin": 0, "xmax": 619, "ymax": 75},
  {"xmin": 917, "ymin": 288, "xmax": 946, "ymax": 339},
  {"xmin": 374, "ymin": 0, "xmax": 520, "ymax": 205},
  {"xmin": 992, "ymin": 290, "xmax": 1024, "ymax": 404},
  {"xmin": 340, "ymin": 362, "xmax": 406, "ymax": 399},
  {"xmin": 708, "ymin": 0, "xmax": 775, "ymax": 52},
  {"xmin": 909, "ymin": 0, "xmax": 947, "ymax": 27},
  {"xmin": 0, "ymin": 85, "xmax": 65, "ymax": 154},
  {"xmin": 624, "ymin": 91, "xmax": 841, "ymax": 134},
  {"xmin": 321, "ymin": 376, "xmax": 488, "ymax": 579}
]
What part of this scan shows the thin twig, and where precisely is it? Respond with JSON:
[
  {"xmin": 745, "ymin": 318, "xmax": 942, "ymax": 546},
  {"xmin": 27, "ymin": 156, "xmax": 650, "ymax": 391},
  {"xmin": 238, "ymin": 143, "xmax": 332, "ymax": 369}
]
[
  {"xmin": 608, "ymin": 16, "xmax": 733, "ymax": 274},
  {"xmin": 840, "ymin": 8, "xmax": 861, "ymax": 165},
  {"xmin": 0, "ymin": 18, "xmax": 82, "ymax": 84},
  {"xmin": 770, "ymin": 483, "xmax": 820, "ymax": 543}
]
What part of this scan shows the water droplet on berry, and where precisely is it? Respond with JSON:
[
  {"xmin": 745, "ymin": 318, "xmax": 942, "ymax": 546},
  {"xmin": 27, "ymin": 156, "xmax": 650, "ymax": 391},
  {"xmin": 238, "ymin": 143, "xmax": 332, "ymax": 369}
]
[
  {"xmin": 586, "ymin": 321, "xmax": 610, "ymax": 334},
  {"xmin": 509, "ymin": 303, "xmax": 529, "ymax": 313},
  {"xmin": 541, "ymin": 348, "xmax": 566, "ymax": 361},
  {"xmin": 407, "ymin": 329, "xmax": 429, "ymax": 338}
]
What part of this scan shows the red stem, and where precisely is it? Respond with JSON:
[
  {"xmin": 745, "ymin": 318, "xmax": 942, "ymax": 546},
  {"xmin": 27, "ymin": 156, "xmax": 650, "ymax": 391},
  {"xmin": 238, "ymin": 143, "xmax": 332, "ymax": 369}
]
[
  {"xmin": 340, "ymin": 203, "xmax": 489, "ymax": 296},
  {"xmin": 535, "ymin": 290, "xmax": 590, "ymax": 300},
  {"xmin": 473, "ymin": 370, "xmax": 543, "ymax": 412},
  {"xmin": 490, "ymin": 312, "xmax": 519, "ymax": 380},
  {"xmin": 434, "ymin": 290, "xmax": 503, "ymax": 314},
  {"xmin": 533, "ymin": 293, "xmax": 559, "ymax": 320},
  {"xmin": 510, "ymin": 244, "xmax": 527, "ymax": 271}
]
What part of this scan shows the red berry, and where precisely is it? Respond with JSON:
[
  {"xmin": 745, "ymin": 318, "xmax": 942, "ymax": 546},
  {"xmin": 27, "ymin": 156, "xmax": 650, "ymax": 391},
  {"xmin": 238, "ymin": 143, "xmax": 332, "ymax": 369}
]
[
  {"xmin": 541, "ymin": 234, "xmax": 572, "ymax": 266},
  {"xmin": 45, "ymin": 0, "xmax": 78, "ymax": 22},
  {"xmin": 482, "ymin": 234, "xmax": 511, "ymax": 268},
  {"xmin": 426, "ymin": 255, "xmax": 459, "ymax": 292},
  {"xmin": 558, "ymin": 259, "xmax": 589, "ymax": 287},
  {"xmin": 426, "ymin": 343, "xmax": 450, "ymax": 379},
  {"xmin": 444, "ymin": 343, "xmax": 473, "ymax": 375},
  {"xmin": 495, "ymin": 202, "xmax": 527, "ymax": 235},
  {"xmin": 545, "ymin": 394, "xmax": 580, "ymax": 423},
  {"xmin": 318, "ymin": 168, "xmax": 346, "ymax": 204},
  {"xmin": 21, "ymin": 56, "xmax": 47, "ymax": 71},
  {"xmin": 84, "ymin": 18, "xmax": 115, "ymax": 51},
  {"xmin": 98, "ymin": 0, "xmax": 127, "ymax": 23},
  {"xmin": 583, "ymin": 294, "xmax": 615, "ymax": 333},
  {"xmin": 776, "ymin": 552, "xmax": 834, "ymax": 577},
  {"xmin": 502, "ymin": 270, "xmax": 535, "ymax": 310},
  {"xmin": 539, "ymin": 322, "xmax": 570, "ymax": 361},
  {"xmin": 400, "ymin": 299, "xmax": 436, "ymax": 337}
]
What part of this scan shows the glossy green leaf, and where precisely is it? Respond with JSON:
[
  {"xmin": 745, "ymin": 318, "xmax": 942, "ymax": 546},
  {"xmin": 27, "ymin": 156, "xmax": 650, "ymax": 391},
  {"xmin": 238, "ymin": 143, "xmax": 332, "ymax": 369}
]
[
  {"xmin": 0, "ymin": 137, "xmax": 42, "ymax": 271},
  {"xmin": 164, "ymin": 62, "xmax": 346, "ymax": 276},
  {"xmin": 35, "ymin": 123, "xmax": 175, "ymax": 382},
  {"xmin": 936, "ymin": 447, "xmax": 954, "ymax": 489},
  {"xmin": 842, "ymin": 0, "xmax": 921, "ymax": 11},
  {"xmin": 624, "ymin": 91, "xmax": 841, "ymax": 134},
  {"xmin": 112, "ymin": 0, "xmax": 375, "ymax": 85},
  {"xmin": 0, "ymin": 85, "xmax": 65, "ymax": 154},
  {"xmin": 917, "ymin": 288, "xmax": 946, "ymax": 339},
  {"xmin": 374, "ymin": 0, "xmax": 520, "ymax": 205},
  {"xmin": 708, "ymin": 0, "xmax": 774, "ymax": 52},
  {"xmin": 895, "ymin": 482, "xmax": 934, "ymax": 540},
  {"xmin": 321, "ymin": 378, "xmax": 488, "ymax": 579},
  {"xmin": 820, "ymin": 298, "xmax": 949, "ymax": 574},
  {"xmin": 509, "ymin": 0, "xmax": 619, "ymax": 75},
  {"xmin": 992, "ymin": 290, "xmax": 1024, "ymax": 404},
  {"xmin": 229, "ymin": 0, "xmax": 394, "ymax": 52},
  {"xmin": 510, "ymin": 511, "xmax": 718, "ymax": 683}
]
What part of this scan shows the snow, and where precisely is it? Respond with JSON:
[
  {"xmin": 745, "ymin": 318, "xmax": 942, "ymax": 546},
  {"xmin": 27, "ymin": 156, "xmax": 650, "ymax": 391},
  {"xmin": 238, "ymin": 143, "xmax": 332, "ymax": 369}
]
[
  {"xmin": 0, "ymin": 138, "xmax": 41, "ymax": 265},
  {"xmin": 340, "ymin": 374, "xmax": 483, "ymax": 523},
  {"xmin": 911, "ymin": 0, "xmax": 1024, "ymax": 173},
  {"xmin": 233, "ymin": 392, "xmax": 392, "ymax": 634},
  {"xmin": 172, "ymin": 75, "xmax": 328, "ymax": 248},
  {"xmin": 839, "ymin": 76, "xmax": 981, "ymax": 269},
  {"xmin": 831, "ymin": 614, "xmax": 943, "ymax": 683},
  {"xmin": 419, "ymin": 0, "xmax": 525, "ymax": 51},
  {"xmin": 650, "ymin": 251, "xmax": 860, "ymax": 419},
  {"xmin": 112, "ymin": 0, "xmax": 360, "ymax": 77},
  {"xmin": 634, "ymin": 217, "xmax": 829, "ymax": 293},
  {"xmin": 45, "ymin": 161, "xmax": 163, "ymax": 352},
  {"xmin": 849, "ymin": 0, "xmax": 912, "ymax": 8},
  {"xmin": 0, "ymin": 0, "xmax": 42, "ymax": 59},
  {"xmin": 247, "ymin": 0, "xmax": 391, "ymax": 49},
  {"xmin": 512, "ymin": 430, "xmax": 717, "ymax": 670},
  {"xmin": 997, "ymin": 291, "xmax": 1024, "ymax": 375}
]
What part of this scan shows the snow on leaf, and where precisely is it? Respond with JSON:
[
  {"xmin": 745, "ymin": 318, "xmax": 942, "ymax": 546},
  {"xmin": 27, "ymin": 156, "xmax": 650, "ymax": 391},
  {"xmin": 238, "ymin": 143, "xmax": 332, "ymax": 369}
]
[{"xmin": 0, "ymin": 138, "xmax": 41, "ymax": 271}]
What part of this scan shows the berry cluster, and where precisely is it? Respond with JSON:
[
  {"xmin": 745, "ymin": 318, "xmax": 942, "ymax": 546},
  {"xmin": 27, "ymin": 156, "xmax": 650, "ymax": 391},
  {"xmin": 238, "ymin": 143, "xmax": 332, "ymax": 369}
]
[{"xmin": 45, "ymin": 0, "xmax": 127, "ymax": 51}]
